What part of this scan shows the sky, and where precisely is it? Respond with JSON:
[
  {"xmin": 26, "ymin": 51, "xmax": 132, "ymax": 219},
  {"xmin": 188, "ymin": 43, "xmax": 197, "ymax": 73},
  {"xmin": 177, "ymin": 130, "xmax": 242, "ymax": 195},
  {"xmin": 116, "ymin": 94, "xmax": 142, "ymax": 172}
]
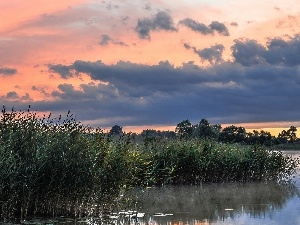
[{"xmin": 1, "ymin": 0, "xmax": 300, "ymax": 134}]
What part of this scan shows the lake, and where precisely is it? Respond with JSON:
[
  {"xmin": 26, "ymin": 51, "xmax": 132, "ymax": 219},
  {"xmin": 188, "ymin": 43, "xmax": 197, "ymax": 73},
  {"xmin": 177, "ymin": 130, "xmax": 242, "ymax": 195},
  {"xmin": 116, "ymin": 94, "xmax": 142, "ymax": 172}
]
[
  {"xmin": 9, "ymin": 152, "xmax": 300, "ymax": 225},
  {"xmin": 119, "ymin": 151, "xmax": 300, "ymax": 225}
]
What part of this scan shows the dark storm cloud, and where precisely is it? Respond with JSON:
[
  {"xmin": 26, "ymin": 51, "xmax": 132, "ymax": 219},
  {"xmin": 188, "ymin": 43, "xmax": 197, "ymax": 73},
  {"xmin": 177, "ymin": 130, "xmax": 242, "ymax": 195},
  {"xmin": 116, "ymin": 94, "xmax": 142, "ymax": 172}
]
[
  {"xmin": 6, "ymin": 91, "xmax": 19, "ymax": 99},
  {"xmin": 232, "ymin": 35, "xmax": 300, "ymax": 66},
  {"xmin": 179, "ymin": 18, "xmax": 212, "ymax": 35},
  {"xmin": 209, "ymin": 21, "xmax": 230, "ymax": 36},
  {"xmin": 15, "ymin": 34, "xmax": 300, "ymax": 128},
  {"xmin": 184, "ymin": 43, "xmax": 225, "ymax": 64},
  {"xmin": 5, "ymin": 91, "xmax": 31, "ymax": 101},
  {"xmin": 179, "ymin": 18, "xmax": 230, "ymax": 36},
  {"xmin": 232, "ymin": 39, "xmax": 266, "ymax": 66},
  {"xmin": 44, "ymin": 50, "xmax": 300, "ymax": 128},
  {"xmin": 135, "ymin": 11, "xmax": 177, "ymax": 39},
  {"xmin": 47, "ymin": 64, "xmax": 74, "ymax": 79},
  {"xmin": 0, "ymin": 67, "xmax": 17, "ymax": 76}
]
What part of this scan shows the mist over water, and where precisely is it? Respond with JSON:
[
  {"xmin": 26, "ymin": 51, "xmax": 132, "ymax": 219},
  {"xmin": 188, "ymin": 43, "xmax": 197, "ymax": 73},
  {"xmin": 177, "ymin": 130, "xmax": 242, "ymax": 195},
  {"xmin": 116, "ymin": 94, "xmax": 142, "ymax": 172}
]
[{"xmin": 127, "ymin": 152, "xmax": 300, "ymax": 225}]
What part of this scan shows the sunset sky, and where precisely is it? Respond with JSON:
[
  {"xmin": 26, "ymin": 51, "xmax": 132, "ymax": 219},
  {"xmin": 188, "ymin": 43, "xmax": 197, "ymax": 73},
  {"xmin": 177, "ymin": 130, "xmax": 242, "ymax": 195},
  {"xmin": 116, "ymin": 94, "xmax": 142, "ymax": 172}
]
[{"xmin": 1, "ymin": 0, "xmax": 300, "ymax": 134}]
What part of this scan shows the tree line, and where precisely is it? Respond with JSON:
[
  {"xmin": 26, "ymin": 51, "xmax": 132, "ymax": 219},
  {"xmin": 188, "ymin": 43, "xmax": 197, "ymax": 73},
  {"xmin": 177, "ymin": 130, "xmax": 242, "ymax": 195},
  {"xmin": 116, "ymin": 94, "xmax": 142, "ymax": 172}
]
[{"xmin": 109, "ymin": 119, "xmax": 298, "ymax": 146}]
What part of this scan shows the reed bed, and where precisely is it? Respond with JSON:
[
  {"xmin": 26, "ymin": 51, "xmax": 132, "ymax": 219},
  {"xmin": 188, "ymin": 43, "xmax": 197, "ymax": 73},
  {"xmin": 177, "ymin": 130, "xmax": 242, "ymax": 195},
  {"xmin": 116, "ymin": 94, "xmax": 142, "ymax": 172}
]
[{"xmin": 0, "ymin": 107, "xmax": 298, "ymax": 220}]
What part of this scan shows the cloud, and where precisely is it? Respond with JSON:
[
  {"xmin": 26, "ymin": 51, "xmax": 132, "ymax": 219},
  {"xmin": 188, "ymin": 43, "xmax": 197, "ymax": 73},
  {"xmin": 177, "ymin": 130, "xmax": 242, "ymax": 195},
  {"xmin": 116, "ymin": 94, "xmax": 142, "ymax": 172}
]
[
  {"xmin": 9, "ymin": 34, "xmax": 300, "ymax": 129},
  {"xmin": 232, "ymin": 35, "xmax": 300, "ymax": 66},
  {"xmin": 121, "ymin": 16, "xmax": 129, "ymax": 22},
  {"xmin": 0, "ymin": 67, "xmax": 17, "ymax": 76},
  {"xmin": 232, "ymin": 39, "xmax": 266, "ymax": 66},
  {"xmin": 209, "ymin": 21, "xmax": 230, "ymax": 36},
  {"xmin": 42, "ymin": 52, "xmax": 300, "ymax": 128},
  {"xmin": 135, "ymin": 11, "xmax": 177, "ymax": 39},
  {"xmin": 47, "ymin": 64, "xmax": 75, "ymax": 79},
  {"xmin": 99, "ymin": 34, "xmax": 111, "ymax": 46},
  {"xmin": 179, "ymin": 18, "xmax": 212, "ymax": 35},
  {"xmin": 51, "ymin": 82, "xmax": 119, "ymax": 101},
  {"xmin": 5, "ymin": 91, "xmax": 31, "ymax": 101},
  {"xmin": 6, "ymin": 91, "xmax": 19, "ymax": 99},
  {"xmin": 32, "ymin": 85, "xmax": 51, "ymax": 97},
  {"xmin": 179, "ymin": 18, "xmax": 229, "ymax": 36},
  {"xmin": 99, "ymin": 34, "xmax": 128, "ymax": 46},
  {"xmin": 184, "ymin": 43, "xmax": 225, "ymax": 64},
  {"xmin": 144, "ymin": 4, "xmax": 151, "ymax": 10}
]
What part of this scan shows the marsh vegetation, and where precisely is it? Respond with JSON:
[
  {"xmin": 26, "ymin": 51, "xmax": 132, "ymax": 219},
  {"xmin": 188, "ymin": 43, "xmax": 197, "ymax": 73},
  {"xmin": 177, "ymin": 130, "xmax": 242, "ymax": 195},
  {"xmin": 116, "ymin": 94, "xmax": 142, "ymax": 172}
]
[{"xmin": 0, "ymin": 107, "xmax": 299, "ymax": 222}]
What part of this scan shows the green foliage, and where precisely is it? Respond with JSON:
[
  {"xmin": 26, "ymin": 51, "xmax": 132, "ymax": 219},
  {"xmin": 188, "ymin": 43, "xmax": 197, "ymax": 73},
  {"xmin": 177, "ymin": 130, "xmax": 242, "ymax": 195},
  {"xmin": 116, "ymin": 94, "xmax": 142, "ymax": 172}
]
[
  {"xmin": 109, "ymin": 125, "xmax": 123, "ymax": 136},
  {"xmin": 175, "ymin": 119, "xmax": 193, "ymax": 139},
  {"xmin": 218, "ymin": 125, "xmax": 247, "ymax": 143},
  {"xmin": 192, "ymin": 119, "xmax": 221, "ymax": 139},
  {"xmin": 139, "ymin": 140, "xmax": 299, "ymax": 185},
  {"xmin": 0, "ymin": 108, "xmax": 298, "ymax": 220},
  {"xmin": 0, "ymin": 107, "xmax": 130, "ymax": 219}
]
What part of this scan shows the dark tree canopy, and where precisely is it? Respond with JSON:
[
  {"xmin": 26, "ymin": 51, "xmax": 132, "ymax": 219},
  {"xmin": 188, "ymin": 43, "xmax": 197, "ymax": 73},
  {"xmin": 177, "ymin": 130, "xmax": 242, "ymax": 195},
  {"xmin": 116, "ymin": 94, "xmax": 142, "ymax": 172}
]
[
  {"xmin": 109, "ymin": 125, "xmax": 123, "ymax": 135},
  {"xmin": 218, "ymin": 125, "xmax": 247, "ymax": 143},
  {"xmin": 277, "ymin": 126, "xmax": 297, "ymax": 143},
  {"xmin": 175, "ymin": 119, "xmax": 193, "ymax": 139}
]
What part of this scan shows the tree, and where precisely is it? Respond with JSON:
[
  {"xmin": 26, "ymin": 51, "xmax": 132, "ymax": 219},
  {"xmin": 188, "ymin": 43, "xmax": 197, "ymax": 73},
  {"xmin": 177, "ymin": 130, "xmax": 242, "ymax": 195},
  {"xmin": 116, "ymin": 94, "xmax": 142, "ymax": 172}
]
[
  {"xmin": 247, "ymin": 130, "xmax": 274, "ymax": 146},
  {"xmin": 211, "ymin": 124, "xmax": 222, "ymax": 139},
  {"xmin": 175, "ymin": 119, "xmax": 193, "ymax": 139},
  {"xmin": 193, "ymin": 118, "xmax": 211, "ymax": 138},
  {"xmin": 109, "ymin": 125, "xmax": 123, "ymax": 136},
  {"xmin": 192, "ymin": 118, "xmax": 221, "ymax": 139},
  {"xmin": 218, "ymin": 125, "xmax": 247, "ymax": 143},
  {"xmin": 277, "ymin": 126, "xmax": 297, "ymax": 143},
  {"xmin": 141, "ymin": 129, "xmax": 159, "ymax": 142},
  {"xmin": 287, "ymin": 126, "xmax": 297, "ymax": 143}
]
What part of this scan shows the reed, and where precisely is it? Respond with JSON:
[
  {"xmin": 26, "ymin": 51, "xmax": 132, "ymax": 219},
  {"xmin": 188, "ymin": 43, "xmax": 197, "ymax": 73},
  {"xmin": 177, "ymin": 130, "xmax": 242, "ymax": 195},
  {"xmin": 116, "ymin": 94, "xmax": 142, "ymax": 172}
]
[
  {"xmin": 136, "ymin": 139, "xmax": 299, "ymax": 185},
  {"xmin": 0, "ymin": 107, "xmax": 298, "ymax": 220}
]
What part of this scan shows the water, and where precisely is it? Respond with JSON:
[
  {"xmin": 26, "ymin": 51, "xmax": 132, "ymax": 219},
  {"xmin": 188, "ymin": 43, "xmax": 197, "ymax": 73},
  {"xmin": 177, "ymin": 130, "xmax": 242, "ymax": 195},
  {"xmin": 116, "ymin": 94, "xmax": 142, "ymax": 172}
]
[
  {"xmin": 131, "ymin": 179, "xmax": 300, "ymax": 225},
  {"xmin": 8, "ymin": 152, "xmax": 300, "ymax": 225},
  {"xmin": 123, "ymin": 151, "xmax": 300, "ymax": 225}
]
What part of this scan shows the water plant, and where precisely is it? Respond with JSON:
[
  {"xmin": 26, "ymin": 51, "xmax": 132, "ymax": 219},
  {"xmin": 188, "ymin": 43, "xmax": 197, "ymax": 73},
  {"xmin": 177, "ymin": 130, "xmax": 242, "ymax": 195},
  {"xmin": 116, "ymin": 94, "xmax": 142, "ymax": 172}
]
[{"xmin": 0, "ymin": 107, "xmax": 298, "ymax": 221}]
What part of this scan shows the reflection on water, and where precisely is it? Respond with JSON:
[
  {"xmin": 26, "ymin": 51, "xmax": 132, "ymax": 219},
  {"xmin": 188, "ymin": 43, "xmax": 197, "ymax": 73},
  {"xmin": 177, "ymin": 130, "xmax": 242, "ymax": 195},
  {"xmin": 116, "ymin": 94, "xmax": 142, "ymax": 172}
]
[
  {"xmin": 130, "ymin": 180, "xmax": 300, "ymax": 225},
  {"xmin": 14, "ymin": 180, "xmax": 300, "ymax": 225},
  {"xmin": 128, "ymin": 152, "xmax": 300, "ymax": 225},
  {"xmin": 8, "ymin": 153, "xmax": 300, "ymax": 225}
]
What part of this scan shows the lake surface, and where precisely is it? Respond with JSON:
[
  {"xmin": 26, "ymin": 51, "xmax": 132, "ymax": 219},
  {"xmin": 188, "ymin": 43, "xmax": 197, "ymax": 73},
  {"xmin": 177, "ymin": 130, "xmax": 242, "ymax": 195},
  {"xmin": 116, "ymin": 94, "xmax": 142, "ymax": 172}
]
[
  {"xmin": 121, "ymin": 151, "xmax": 300, "ymax": 225},
  {"xmin": 8, "ymin": 152, "xmax": 300, "ymax": 225}
]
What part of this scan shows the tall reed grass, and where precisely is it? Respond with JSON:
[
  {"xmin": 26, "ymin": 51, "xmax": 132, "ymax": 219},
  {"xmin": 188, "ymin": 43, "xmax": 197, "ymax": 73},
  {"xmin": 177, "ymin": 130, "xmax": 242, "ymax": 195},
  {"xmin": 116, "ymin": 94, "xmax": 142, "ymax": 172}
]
[
  {"xmin": 0, "ymin": 107, "xmax": 128, "ymax": 219},
  {"xmin": 0, "ymin": 107, "xmax": 298, "ymax": 220},
  {"xmin": 137, "ymin": 139, "xmax": 298, "ymax": 185}
]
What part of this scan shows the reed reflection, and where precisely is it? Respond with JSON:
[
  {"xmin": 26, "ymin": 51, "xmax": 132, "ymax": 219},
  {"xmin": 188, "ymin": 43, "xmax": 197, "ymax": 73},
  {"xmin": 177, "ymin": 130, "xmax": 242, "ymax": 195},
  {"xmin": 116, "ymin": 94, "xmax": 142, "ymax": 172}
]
[{"xmin": 129, "ymin": 181, "xmax": 300, "ymax": 224}]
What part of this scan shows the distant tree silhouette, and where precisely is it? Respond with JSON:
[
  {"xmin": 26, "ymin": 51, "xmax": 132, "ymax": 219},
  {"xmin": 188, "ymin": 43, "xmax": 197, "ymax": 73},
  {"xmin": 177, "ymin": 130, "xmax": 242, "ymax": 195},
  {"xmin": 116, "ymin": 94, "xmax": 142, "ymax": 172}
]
[
  {"xmin": 109, "ymin": 125, "xmax": 123, "ymax": 136},
  {"xmin": 247, "ymin": 130, "xmax": 274, "ymax": 146},
  {"xmin": 219, "ymin": 125, "xmax": 247, "ymax": 143},
  {"xmin": 277, "ymin": 126, "xmax": 297, "ymax": 143},
  {"xmin": 175, "ymin": 119, "xmax": 193, "ymax": 139},
  {"xmin": 192, "ymin": 118, "xmax": 221, "ymax": 139}
]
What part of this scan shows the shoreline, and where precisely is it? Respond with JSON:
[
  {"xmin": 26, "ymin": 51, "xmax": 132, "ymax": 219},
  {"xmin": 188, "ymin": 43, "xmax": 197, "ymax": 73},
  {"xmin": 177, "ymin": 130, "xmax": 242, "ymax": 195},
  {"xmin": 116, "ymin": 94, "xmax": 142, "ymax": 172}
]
[{"xmin": 277, "ymin": 150, "xmax": 300, "ymax": 154}]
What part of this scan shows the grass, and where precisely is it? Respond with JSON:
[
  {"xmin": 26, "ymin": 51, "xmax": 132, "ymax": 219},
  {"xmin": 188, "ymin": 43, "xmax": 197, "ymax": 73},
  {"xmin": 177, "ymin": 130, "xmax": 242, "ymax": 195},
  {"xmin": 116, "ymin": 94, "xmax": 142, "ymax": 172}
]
[{"xmin": 0, "ymin": 107, "xmax": 299, "ymax": 220}]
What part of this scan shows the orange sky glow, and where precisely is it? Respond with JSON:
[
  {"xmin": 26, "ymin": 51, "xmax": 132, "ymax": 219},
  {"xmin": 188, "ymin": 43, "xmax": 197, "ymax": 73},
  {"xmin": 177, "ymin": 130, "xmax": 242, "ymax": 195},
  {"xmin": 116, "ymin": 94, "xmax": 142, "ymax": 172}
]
[{"xmin": 1, "ymin": 0, "xmax": 300, "ymax": 134}]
